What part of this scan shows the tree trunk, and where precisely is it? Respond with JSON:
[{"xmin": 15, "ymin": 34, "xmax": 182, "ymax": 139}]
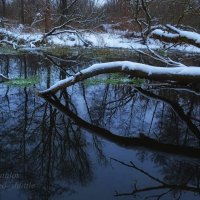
[
  {"xmin": 150, "ymin": 31, "xmax": 200, "ymax": 48},
  {"xmin": 1, "ymin": 0, "xmax": 6, "ymax": 18},
  {"xmin": 150, "ymin": 25, "xmax": 200, "ymax": 48},
  {"xmin": 20, "ymin": 0, "xmax": 25, "ymax": 24},
  {"xmin": 44, "ymin": 0, "xmax": 51, "ymax": 32},
  {"xmin": 59, "ymin": 0, "xmax": 68, "ymax": 24}
]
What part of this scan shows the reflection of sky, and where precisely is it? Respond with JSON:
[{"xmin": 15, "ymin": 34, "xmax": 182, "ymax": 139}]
[{"xmin": 95, "ymin": 0, "xmax": 106, "ymax": 6}]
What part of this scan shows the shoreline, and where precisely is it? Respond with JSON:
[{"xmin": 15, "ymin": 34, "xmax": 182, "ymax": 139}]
[
  {"xmin": 1, "ymin": 27, "xmax": 200, "ymax": 55},
  {"xmin": 1, "ymin": 45, "xmax": 200, "ymax": 57}
]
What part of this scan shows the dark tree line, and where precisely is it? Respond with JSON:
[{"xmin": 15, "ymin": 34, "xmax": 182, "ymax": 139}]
[
  {"xmin": 102, "ymin": 0, "xmax": 200, "ymax": 31},
  {"xmin": 1, "ymin": 0, "xmax": 200, "ymax": 31},
  {"xmin": 1, "ymin": 0, "xmax": 200, "ymax": 48},
  {"xmin": 0, "ymin": 0, "xmax": 101, "ymax": 31}
]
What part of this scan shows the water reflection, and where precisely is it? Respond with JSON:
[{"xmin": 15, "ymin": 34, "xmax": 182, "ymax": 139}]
[
  {"xmin": 0, "ymin": 52, "xmax": 200, "ymax": 200},
  {"xmin": 111, "ymin": 158, "xmax": 200, "ymax": 199},
  {"xmin": 0, "ymin": 89, "xmax": 93, "ymax": 199}
]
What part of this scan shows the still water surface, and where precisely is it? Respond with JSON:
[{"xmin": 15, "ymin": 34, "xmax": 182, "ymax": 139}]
[{"xmin": 0, "ymin": 51, "xmax": 200, "ymax": 200}]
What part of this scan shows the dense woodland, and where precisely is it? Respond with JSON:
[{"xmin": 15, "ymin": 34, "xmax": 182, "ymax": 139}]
[{"xmin": 1, "ymin": 0, "xmax": 200, "ymax": 33}]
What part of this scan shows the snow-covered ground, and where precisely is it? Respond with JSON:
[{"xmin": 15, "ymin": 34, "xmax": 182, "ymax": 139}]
[
  {"xmin": 48, "ymin": 31, "xmax": 155, "ymax": 49},
  {"xmin": 1, "ymin": 27, "xmax": 200, "ymax": 53}
]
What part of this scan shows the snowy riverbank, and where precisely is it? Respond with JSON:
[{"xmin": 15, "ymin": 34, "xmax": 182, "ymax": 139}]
[{"xmin": 1, "ymin": 27, "xmax": 200, "ymax": 53}]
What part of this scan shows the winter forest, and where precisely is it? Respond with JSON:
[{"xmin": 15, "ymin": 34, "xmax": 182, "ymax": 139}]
[{"xmin": 1, "ymin": 0, "xmax": 200, "ymax": 200}]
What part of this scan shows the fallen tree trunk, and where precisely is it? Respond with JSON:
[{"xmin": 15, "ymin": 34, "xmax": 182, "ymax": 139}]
[
  {"xmin": 150, "ymin": 25, "xmax": 200, "ymax": 48},
  {"xmin": 39, "ymin": 61, "xmax": 200, "ymax": 96},
  {"xmin": 0, "ymin": 29, "xmax": 43, "ymax": 48}
]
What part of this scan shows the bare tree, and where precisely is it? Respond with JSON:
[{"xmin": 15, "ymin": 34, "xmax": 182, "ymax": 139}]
[
  {"xmin": 20, "ymin": 0, "xmax": 25, "ymax": 24},
  {"xmin": 1, "ymin": 0, "xmax": 6, "ymax": 18},
  {"xmin": 129, "ymin": 0, "xmax": 153, "ymax": 43},
  {"xmin": 44, "ymin": 0, "xmax": 51, "ymax": 32}
]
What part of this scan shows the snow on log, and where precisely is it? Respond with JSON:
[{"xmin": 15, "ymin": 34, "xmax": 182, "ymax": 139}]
[
  {"xmin": 39, "ymin": 61, "xmax": 200, "ymax": 96},
  {"xmin": 150, "ymin": 25, "xmax": 200, "ymax": 48},
  {"xmin": 0, "ymin": 28, "xmax": 43, "ymax": 48}
]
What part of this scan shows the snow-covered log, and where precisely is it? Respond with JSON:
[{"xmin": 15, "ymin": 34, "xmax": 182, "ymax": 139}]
[
  {"xmin": 0, "ymin": 28, "xmax": 43, "ymax": 48},
  {"xmin": 0, "ymin": 39, "xmax": 19, "ymax": 49},
  {"xmin": 150, "ymin": 25, "xmax": 200, "ymax": 48},
  {"xmin": 0, "ymin": 29, "xmax": 27, "ymax": 48},
  {"xmin": 39, "ymin": 61, "xmax": 200, "ymax": 96}
]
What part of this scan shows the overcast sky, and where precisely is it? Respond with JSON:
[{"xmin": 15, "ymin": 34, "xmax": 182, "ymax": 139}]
[{"xmin": 95, "ymin": 0, "xmax": 106, "ymax": 6}]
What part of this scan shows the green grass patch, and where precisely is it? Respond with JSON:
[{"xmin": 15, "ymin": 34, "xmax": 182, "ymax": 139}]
[
  {"xmin": 44, "ymin": 47, "xmax": 73, "ymax": 56},
  {"xmin": 44, "ymin": 46, "xmax": 136, "ymax": 60},
  {"xmin": 84, "ymin": 74, "xmax": 144, "ymax": 86},
  {"xmin": 157, "ymin": 49, "xmax": 168, "ymax": 56},
  {"xmin": 6, "ymin": 76, "xmax": 39, "ymax": 87},
  {"xmin": 85, "ymin": 48, "xmax": 136, "ymax": 60}
]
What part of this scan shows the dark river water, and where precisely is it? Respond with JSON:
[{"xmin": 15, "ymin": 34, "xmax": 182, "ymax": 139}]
[{"xmin": 0, "ymin": 50, "xmax": 200, "ymax": 200}]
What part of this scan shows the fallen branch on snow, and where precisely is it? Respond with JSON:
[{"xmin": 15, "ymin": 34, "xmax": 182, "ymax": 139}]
[
  {"xmin": 39, "ymin": 61, "xmax": 200, "ymax": 96},
  {"xmin": 0, "ymin": 39, "xmax": 19, "ymax": 49}
]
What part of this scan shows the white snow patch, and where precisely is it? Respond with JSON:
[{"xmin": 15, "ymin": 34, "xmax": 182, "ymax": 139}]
[{"xmin": 1, "ymin": 27, "xmax": 200, "ymax": 53}]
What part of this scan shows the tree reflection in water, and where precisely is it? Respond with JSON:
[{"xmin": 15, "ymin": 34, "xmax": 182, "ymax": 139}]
[
  {"xmin": 1, "ymin": 53, "xmax": 200, "ymax": 199},
  {"xmin": 43, "ymin": 83, "xmax": 200, "ymax": 199},
  {"xmin": 0, "ymin": 54, "xmax": 95, "ymax": 199},
  {"xmin": 0, "ymin": 90, "xmax": 94, "ymax": 199},
  {"xmin": 111, "ymin": 158, "xmax": 200, "ymax": 200}
]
